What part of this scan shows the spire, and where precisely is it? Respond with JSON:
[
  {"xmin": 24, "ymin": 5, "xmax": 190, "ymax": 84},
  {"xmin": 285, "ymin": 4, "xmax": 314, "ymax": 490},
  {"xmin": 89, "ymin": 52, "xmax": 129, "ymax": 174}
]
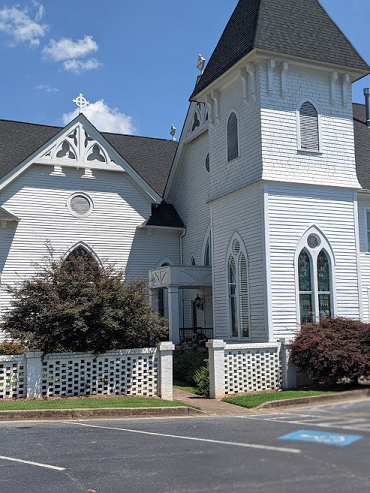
[{"xmin": 190, "ymin": 0, "xmax": 370, "ymax": 99}]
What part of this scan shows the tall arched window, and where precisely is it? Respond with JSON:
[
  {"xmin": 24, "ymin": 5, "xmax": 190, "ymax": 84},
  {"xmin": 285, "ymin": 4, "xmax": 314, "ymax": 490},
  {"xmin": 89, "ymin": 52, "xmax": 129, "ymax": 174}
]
[
  {"xmin": 227, "ymin": 236, "xmax": 250, "ymax": 338},
  {"xmin": 227, "ymin": 112, "xmax": 239, "ymax": 162},
  {"xmin": 296, "ymin": 230, "xmax": 334, "ymax": 324},
  {"xmin": 202, "ymin": 228, "xmax": 212, "ymax": 267},
  {"xmin": 299, "ymin": 101, "xmax": 319, "ymax": 151},
  {"xmin": 317, "ymin": 250, "xmax": 331, "ymax": 318},
  {"xmin": 298, "ymin": 249, "xmax": 313, "ymax": 324}
]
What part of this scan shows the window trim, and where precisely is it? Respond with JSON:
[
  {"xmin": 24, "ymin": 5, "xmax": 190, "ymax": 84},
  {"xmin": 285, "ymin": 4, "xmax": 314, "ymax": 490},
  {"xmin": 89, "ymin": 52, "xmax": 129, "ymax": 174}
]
[
  {"xmin": 295, "ymin": 226, "xmax": 336, "ymax": 325},
  {"xmin": 226, "ymin": 232, "xmax": 251, "ymax": 340},
  {"xmin": 201, "ymin": 225, "xmax": 212, "ymax": 267},
  {"xmin": 364, "ymin": 207, "xmax": 370, "ymax": 253},
  {"xmin": 226, "ymin": 109, "xmax": 240, "ymax": 163},
  {"xmin": 296, "ymin": 98, "xmax": 322, "ymax": 153},
  {"xmin": 64, "ymin": 242, "xmax": 101, "ymax": 266},
  {"xmin": 67, "ymin": 192, "xmax": 94, "ymax": 218}
]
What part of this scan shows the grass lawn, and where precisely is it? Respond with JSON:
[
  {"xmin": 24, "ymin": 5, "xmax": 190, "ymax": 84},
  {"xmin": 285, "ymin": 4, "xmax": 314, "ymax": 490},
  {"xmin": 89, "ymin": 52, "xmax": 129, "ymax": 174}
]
[
  {"xmin": 223, "ymin": 390, "xmax": 336, "ymax": 409},
  {"xmin": 0, "ymin": 397, "xmax": 189, "ymax": 411},
  {"xmin": 173, "ymin": 380, "xmax": 198, "ymax": 394}
]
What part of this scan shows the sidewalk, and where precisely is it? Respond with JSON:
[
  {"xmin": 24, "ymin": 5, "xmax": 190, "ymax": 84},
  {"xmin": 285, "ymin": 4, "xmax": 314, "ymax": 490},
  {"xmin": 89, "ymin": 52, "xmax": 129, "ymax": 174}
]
[
  {"xmin": 173, "ymin": 387, "xmax": 370, "ymax": 416},
  {"xmin": 173, "ymin": 388, "xmax": 252, "ymax": 416}
]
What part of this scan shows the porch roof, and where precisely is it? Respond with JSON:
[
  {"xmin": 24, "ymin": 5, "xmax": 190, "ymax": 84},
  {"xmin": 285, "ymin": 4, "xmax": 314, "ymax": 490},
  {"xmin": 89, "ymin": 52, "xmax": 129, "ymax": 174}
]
[{"xmin": 149, "ymin": 265, "xmax": 212, "ymax": 289}]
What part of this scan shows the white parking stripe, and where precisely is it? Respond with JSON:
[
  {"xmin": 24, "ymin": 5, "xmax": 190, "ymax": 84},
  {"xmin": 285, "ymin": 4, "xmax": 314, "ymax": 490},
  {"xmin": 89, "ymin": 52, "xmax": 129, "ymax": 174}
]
[
  {"xmin": 0, "ymin": 455, "xmax": 65, "ymax": 471},
  {"xmin": 70, "ymin": 422, "xmax": 301, "ymax": 454},
  {"xmin": 235, "ymin": 415, "xmax": 370, "ymax": 432}
]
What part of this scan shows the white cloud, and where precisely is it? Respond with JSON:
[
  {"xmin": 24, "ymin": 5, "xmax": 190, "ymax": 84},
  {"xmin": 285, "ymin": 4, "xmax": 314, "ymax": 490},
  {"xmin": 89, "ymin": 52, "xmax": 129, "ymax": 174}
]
[
  {"xmin": 62, "ymin": 100, "xmax": 135, "ymax": 135},
  {"xmin": 35, "ymin": 84, "xmax": 59, "ymax": 93},
  {"xmin": 0, "ymin": 4, "xmax": 47, "ymax": 47},
  {"xmin": 43, "ymin": 35, "xmax": 98, "ymax": 61},
  {"xmin": 63, "ymin": 57, "xmax": 102, "ymax": 74}
]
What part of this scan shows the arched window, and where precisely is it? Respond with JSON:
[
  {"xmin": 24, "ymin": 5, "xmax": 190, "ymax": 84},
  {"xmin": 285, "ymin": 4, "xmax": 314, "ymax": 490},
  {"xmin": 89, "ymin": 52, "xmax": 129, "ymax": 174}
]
[
  {"xmin": 299, "ymin": 101, "xmax": 319, "ymax": 151},
  {"xmin": 65, "ymin": 245, "xmax": 99, "ymax": 276},
  {"xmin": 227, "ymin": 112, "xmax": 239, "ymax": 162},
  {"xmin": 317, "ymin": 250, "xmax": 331, "ymax": 318},
  {"xmin": 202, "ymin": 228, "xmax": 212, "ymax": 267},
  {"xmin": 298, "ymin": 249, "xmax": 313, "ymax": 324},
  {"xmin": 227, "ymin": 236, "xmax": 250, "ymax": 338},
  {"xmin": 296, "ymin": 229, "xmax": 334, "ymax": 324}
]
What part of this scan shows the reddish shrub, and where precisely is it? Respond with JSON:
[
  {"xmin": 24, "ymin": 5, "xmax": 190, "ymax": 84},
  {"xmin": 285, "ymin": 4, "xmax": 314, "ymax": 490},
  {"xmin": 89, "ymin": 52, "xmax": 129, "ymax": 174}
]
[
  {"xmin": 0, "ymin": 341, "xmax": 25, "ymax": 355},
  {"xmin": 289, "ymin": 317, "xmax": 370, "ymax": 384}
]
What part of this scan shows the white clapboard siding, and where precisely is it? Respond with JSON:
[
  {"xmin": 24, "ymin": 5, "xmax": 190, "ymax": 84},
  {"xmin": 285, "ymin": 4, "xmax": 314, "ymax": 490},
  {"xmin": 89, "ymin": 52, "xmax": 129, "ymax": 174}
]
[
  {"xmin": 207, "ymin": 76, "xmax": 262, "ymax": 203},
  {"xmin": 259, "ymin": 63, "xmax": 359, "ymax": 189},
  {"xmin": 0, "ymin": 165, "xmax": 180, "ymax": 340},
  {"xmin": 356, "ymin": 194, "xmax": 370, "ymax": 322},
  {"xmin": 267, "ymin": 183, "xmax": 359, "ymax": 339},
  {"xmin": 211, "ymin": 183, "xmax": 267, "ymax": 342},
  {"xmin": 172, "ymin": 132, "xmax": 211, "ymax": 328}
]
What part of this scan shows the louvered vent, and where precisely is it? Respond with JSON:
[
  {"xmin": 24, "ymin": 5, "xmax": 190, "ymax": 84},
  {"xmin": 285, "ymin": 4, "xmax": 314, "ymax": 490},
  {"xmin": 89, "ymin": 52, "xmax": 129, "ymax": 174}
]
[
  {"xmin": 227, "ymin": 112, "xmax": 239, "ymax": 162},
  {"xmin": 70, "ymin": 195, "xmax": 91, "ymax": 216},
  {"xmin": 300, "ymin": 102, "xmax": 319, "ymax": 151}
]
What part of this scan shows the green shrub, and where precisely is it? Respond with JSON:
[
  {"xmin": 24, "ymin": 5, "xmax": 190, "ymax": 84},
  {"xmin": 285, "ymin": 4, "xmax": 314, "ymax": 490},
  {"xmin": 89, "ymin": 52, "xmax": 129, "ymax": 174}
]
[
  {"xmin": 173, "ymin": 335, "xmax": 208, "ymax": 385},
  {"xmin": 193, "ymin": 360, "xmax": 210, "ymax": 396},
  {"xmin": 290, "ymin": 317, "xmax": 370, "ymax": 384},
  {"xmin": 0, "ymin": 341, "xmax": 25, "ymax": 355}
]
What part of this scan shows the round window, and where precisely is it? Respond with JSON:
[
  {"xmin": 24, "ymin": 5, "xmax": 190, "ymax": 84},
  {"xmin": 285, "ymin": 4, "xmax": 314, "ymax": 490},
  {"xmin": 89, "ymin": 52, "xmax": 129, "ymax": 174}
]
[
  {"xmin": 67, "ymin": 193, "xmax": 93, "ymax": 217},
  {"xmin": 307, "ymin": 234, "xmax": 320, "ymax": 249}
]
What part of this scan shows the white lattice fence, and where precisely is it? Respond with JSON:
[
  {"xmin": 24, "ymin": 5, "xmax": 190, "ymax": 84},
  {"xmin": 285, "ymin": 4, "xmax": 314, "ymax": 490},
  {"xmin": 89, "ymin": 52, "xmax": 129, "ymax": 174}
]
[
  {"xmin": 41, "ymin": 349, "xmax": 158, "ymax": 398},
  {"xmin": 0, "ymin": 342, "xmax": 174, "ymax": 400},
  {"xmin": 0, "ymin": 355, "xmax": 26, "ymax": 399},
  {"xmin": 224, "ymin": 343, "xmax": 282, "ymax": 395},
  {"xmin": 206, "ymin": 340, "xmax": 284, "ymax": 398}
]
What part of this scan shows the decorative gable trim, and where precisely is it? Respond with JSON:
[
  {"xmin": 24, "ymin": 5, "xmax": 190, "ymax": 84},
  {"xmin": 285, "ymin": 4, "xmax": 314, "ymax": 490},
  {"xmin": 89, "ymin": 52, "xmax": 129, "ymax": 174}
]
[{"xmin": 0, "ymin": 114, "xmax": 162, "ymax": 204}]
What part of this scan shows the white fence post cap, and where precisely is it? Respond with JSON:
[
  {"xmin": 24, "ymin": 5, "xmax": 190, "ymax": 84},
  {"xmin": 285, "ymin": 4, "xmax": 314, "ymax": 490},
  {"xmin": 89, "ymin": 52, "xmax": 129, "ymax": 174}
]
[
  {"xmin": 206, "ymin": 339, "xmax": 226, "ymax": 349},
  {"xmin": 157, "ymin": 341, "xmax": 175, "ymax": 351}
]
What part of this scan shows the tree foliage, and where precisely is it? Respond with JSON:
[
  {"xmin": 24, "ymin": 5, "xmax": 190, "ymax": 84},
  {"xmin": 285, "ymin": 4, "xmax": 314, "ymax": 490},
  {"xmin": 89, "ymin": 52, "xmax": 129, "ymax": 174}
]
[
  {"xmin": 290, "ymin": 317, "xmax": 370, "ymax": 384},
  {"xmin": 1, "ymin": 245, "xmax": 167, "ymax": 354}
]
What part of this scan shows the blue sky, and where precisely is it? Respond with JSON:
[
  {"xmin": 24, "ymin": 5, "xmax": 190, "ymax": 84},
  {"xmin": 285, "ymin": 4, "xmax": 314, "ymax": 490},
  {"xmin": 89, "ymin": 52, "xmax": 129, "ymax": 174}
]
[{"xmin": 0, "ymin": 0, "xmax": 369, "ymax": 140}]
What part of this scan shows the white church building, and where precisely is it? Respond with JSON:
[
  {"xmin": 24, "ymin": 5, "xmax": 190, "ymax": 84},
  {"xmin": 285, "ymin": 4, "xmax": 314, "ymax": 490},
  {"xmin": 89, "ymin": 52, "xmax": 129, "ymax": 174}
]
[{"xmin": 1, "ymin": 0, "xmax": 370, "ymax": 379}]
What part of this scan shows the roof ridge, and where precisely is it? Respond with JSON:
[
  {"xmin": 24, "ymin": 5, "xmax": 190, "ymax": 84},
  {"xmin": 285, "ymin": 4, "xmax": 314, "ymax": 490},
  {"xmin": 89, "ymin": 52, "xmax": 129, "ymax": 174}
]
[{"xmin": 0, "ymin": 119, "xmax": 62, "ymax": 130}]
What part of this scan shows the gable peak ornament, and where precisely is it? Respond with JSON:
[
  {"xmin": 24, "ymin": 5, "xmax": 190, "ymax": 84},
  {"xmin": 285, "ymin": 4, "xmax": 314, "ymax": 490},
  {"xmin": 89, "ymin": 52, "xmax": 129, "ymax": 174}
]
[
  {"xmin": 72, "ymin": 93, "xmax": 90, "ymax": 113},
  {"xmin": 196, "ymin": 54, "xmax": 206, "ymax": 75}
]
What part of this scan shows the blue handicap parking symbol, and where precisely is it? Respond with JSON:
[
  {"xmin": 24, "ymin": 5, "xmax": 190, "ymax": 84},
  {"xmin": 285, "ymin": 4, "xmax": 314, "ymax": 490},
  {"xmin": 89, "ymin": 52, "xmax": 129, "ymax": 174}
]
[{"xmin": 279, "ymin": 430, "xmax": 363, "ymax": 447}]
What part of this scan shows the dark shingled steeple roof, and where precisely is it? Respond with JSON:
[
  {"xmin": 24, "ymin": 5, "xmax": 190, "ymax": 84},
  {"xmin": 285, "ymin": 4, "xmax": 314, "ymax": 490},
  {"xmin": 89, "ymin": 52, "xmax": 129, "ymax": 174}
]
[{"xmin": 191, "ymin": 0, "xmax": 370, "ymax": 99}]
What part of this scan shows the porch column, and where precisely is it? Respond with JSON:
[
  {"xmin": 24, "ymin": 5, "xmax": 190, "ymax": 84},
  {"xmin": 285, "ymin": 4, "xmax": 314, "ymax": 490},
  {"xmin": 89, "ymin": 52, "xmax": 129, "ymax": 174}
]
[{"xmin": 167, "ymin": 286, "xmax": 180, "ymax": 345}]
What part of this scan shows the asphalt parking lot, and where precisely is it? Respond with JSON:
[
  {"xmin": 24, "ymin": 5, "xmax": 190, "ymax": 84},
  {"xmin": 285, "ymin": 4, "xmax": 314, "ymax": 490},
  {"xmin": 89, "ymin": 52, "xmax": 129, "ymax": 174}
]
[{"xmin": 0, "ymin": 400, "xmax": 369, "ymax": 493}]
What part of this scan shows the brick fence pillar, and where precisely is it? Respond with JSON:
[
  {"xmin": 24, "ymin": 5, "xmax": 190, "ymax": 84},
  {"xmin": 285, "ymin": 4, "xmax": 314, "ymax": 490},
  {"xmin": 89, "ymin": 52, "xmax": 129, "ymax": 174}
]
[
  {"xmin": 206, "ymin": 339, "xmax": 226, "ymax": 399},
  {"xmin": 157, "ymin": 341, "xmax": 175, "ymax": 401},
  {"xmin": 25, "ymin": 350, "xmax": 43, "ymax": 398}
]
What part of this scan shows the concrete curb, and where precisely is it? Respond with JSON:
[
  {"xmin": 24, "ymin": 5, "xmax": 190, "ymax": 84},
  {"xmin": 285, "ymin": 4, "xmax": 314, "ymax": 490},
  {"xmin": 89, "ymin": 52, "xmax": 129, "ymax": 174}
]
[
  {"xmin": 255, "ymin": 388, "xmax": 370, "ymax": 410},
  {"xmin": 0, "ymin": 406, "xmax": 203, "ymax": 421}
]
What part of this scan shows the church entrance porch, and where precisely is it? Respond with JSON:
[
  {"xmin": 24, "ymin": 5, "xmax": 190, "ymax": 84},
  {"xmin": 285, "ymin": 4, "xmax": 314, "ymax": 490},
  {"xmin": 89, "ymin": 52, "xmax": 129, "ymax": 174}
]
[{"xmin": 149, "ymin": 265, "xmax": 213, "ymax": 344}]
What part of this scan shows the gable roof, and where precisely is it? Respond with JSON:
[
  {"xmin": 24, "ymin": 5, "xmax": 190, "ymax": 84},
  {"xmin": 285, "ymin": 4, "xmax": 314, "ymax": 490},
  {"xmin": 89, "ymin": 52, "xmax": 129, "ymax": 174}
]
[
  {"xmin": 191, "ymin": 0, "xmax": 370, "ymax": 99},
  {"xmin": 353, "ymin": 103, "xmax": 370, "ymax": 190},
  {"xmin": 0, "ymin": 119, "xmax": 177, "ymax": 197}
]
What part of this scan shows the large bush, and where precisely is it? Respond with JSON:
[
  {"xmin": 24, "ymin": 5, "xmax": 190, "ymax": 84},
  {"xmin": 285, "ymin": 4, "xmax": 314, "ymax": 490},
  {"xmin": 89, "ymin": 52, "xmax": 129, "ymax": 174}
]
[
  {"xmin": 1, "ymin": 244, "xmax": 167, "ymax": 354},
  {"xmin": 290, "ymin": 317, "xmax": 370, "ymax": 384}
]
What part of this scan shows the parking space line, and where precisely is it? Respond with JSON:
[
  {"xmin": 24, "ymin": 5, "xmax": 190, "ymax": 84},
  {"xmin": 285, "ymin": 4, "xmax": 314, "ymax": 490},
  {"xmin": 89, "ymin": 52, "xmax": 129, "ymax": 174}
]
[
  {"xmin": 0, "ymin": 455, "xmax": 65, "ymax": 471},
  {"xmin": 70, "ymin": 422, "xmax": 301, "ymax": 454}
]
